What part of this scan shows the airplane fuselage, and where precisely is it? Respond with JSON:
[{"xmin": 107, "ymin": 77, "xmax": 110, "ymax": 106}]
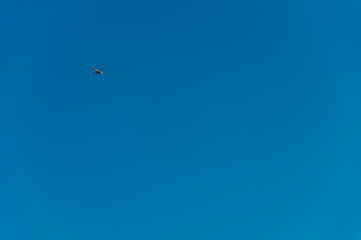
[{"xmin": 93, "ymin": 67, "xmax": 103, "ymax": 75}]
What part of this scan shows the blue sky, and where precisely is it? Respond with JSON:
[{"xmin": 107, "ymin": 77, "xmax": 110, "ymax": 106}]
[{"xmin": 1, "ymin": 0, "xmax": 361, "ymax": 239}]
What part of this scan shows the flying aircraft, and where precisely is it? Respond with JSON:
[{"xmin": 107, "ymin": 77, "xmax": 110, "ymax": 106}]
[{"xmin": 91, "ymin": 67, "xmax": 103, "ymax": 75}]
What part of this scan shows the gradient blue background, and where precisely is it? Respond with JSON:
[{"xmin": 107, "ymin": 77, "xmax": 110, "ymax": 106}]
[{"xmin": 1, "ymin": 0, "xmax": 361, "ymax": 239}]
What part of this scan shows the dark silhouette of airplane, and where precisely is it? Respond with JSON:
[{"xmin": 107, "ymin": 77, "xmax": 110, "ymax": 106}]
[{"xmin": 92, "ymin": 67, "xmax": 103, "ymax": 75}]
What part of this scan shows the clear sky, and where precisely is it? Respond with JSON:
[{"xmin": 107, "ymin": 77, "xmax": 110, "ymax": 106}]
[{"xmin": 1, "ymin": 0, "xmax": 361, "ymax": 239}]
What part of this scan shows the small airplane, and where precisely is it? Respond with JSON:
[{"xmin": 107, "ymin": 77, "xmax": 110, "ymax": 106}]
[{"xmin": 91, "ymin": 67, "xmax": 103, "ymax": 75}]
